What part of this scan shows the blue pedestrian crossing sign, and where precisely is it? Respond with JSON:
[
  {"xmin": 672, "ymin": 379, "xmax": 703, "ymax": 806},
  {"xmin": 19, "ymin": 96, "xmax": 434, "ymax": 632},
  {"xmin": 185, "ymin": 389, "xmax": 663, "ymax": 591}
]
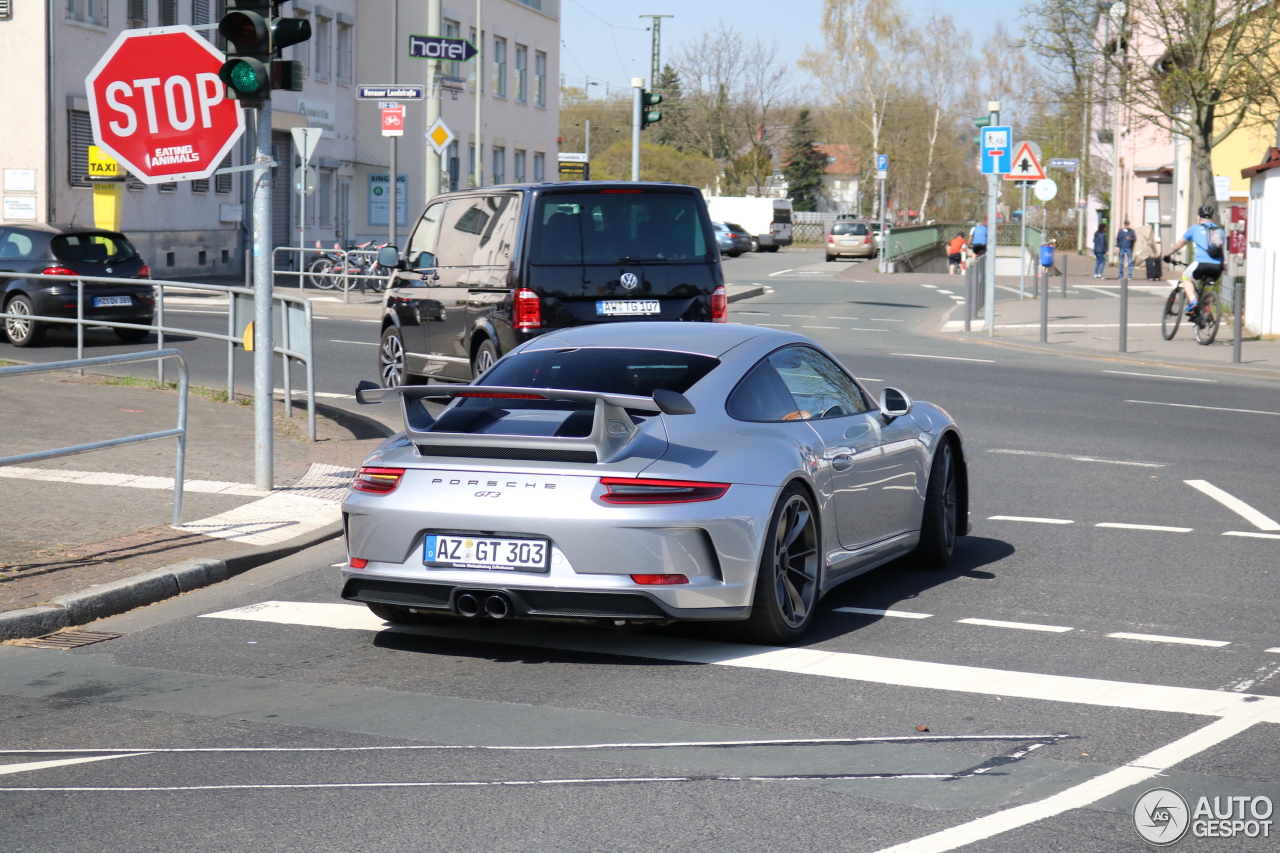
[{"xmin": 981, "ymin": 126, "xmax": 1012, "ymax": 175}]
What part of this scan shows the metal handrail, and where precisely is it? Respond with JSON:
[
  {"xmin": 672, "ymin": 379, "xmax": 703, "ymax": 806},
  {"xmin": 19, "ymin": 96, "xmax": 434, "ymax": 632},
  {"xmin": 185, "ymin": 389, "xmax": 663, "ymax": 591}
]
[
  {"xmin": 0, "ymin": 349, "xmax": 189, "ymax": 526},
  {"xmin": 0, "ymin": 271, "xmax": 315, "ymax": 440},
  {"xmin": 271, "ymin": 245, "xmax": 394, "ymax": 303}
]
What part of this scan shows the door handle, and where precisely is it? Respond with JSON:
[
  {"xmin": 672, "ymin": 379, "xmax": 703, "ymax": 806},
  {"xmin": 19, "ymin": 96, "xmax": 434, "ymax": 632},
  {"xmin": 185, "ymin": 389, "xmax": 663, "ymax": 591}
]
[{"xmin": 826, "ymin": 450, "xmax": 856, "ymax": 471}]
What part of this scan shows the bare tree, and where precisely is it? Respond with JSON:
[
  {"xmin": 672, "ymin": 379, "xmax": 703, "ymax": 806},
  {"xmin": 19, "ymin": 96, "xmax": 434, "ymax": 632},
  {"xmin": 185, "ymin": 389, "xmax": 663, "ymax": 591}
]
[{"xmin": 914, "ymin": 13, "xmax": 976, "ymax": 217}]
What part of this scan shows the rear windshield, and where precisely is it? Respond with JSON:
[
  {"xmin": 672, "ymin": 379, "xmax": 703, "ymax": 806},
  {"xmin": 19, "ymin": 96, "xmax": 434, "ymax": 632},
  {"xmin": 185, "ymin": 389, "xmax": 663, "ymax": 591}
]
[
  {"xmin": 725, "ymin": 223, "xmax": 746, "ymax": 233},
  {"xmin": 832, "ymin": 222, "xmax": 868, "ymax": 236},
  {"xmin": 51, "ymin": 233, "xmax": 138, "ymax": 265},
  {"xmin": 773, "ymin": 207, "xmax": 792, "ymax": 224},
  {"xmin": 530, "ymin": 192, "xmax": 712, "ymax": 265},
  {"xmin": 479, "ymin": 347, "xmax": 719, "ymax": 396}
]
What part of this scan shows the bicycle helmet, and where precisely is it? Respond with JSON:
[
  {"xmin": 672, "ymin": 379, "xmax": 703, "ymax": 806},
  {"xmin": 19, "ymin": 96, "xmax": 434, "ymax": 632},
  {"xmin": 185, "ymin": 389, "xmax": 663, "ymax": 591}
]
[{"xmin": 1197, "ymin": 204, "xmax": 1216, "ymax": 219}]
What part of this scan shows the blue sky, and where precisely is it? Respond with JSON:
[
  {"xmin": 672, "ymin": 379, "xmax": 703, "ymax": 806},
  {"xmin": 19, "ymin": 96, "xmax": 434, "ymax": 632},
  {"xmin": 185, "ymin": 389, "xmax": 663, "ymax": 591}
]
[{"xmin": 560, "ymin": 0, "xmax": 1028, "ymax": 95}]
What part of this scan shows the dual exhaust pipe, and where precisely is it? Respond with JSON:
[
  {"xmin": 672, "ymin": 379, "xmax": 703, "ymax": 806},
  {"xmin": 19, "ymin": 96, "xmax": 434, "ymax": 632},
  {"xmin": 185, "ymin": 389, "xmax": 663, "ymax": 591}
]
[{"xmin": 455, "ymin": 591, "xmax": 511, "ymax": 619}]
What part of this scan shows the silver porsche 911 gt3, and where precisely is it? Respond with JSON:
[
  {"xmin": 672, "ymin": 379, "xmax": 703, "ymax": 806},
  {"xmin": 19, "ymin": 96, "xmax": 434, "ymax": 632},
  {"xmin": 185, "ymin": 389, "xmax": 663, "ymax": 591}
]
[{"xmin": 341, "ymin": 322, "xmax": 968, "ymax": 644}]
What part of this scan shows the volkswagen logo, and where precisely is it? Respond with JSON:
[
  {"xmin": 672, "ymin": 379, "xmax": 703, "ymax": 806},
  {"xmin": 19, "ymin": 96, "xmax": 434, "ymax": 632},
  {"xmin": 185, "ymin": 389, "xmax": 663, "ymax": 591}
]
[
  {"xmin": 105, "ymin": 267, "xmax": 113, "ymax": 274},
  {"xmin": 620, "ymin": 272, "xmax": 639, "ymax": 289}
]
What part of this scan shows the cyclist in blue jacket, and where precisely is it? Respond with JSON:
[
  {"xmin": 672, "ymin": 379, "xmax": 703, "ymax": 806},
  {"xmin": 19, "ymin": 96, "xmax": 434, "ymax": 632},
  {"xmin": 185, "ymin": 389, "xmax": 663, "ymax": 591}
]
[{"xmin": 1163, "ymin": 205, "xmax": 1224, "ymax": 316}]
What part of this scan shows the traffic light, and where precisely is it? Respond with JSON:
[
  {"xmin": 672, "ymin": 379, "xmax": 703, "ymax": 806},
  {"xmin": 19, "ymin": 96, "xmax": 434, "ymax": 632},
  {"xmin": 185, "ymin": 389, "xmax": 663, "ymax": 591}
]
[
  {"xmin": 973, "ymin": 116, "xmax": 992, "ymax": 128},
  {"xmin": 218, "ymin": 0, "xmax": 310, "ymax": 105},
  {"xmin": 640, "ymin": 90, "xmax": 662, "ymax": 129}
]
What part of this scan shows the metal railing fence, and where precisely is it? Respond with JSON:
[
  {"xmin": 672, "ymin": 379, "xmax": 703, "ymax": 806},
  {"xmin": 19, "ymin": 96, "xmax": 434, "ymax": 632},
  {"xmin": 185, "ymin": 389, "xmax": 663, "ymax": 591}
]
[
  {"xmin": 0, "ymin": 271, "xmax": 316, "ymax": 440},
  {"xmin": 271, "ymin": 245, "xmax": 394, "ymax": 302},
  {"xmin": 0, "ymin": 349, "xmax": 189, "ymax": 526}
]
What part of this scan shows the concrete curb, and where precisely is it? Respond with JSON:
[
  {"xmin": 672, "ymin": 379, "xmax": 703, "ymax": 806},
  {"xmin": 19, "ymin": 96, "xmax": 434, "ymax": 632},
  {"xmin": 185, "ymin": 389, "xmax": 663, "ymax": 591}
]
[
  {"xmin": 727, "ymin": 284, "xmax": 766, "ymax": 302},
  {"xmin": 0, "ymin": 521, "xmax": 343, "ymax": 641}
]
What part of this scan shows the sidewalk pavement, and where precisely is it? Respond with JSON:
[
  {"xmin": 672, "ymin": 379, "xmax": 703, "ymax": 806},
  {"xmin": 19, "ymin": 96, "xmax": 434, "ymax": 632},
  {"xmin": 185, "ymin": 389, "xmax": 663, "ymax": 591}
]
[
  {"xmin": 0, "ymin": 370, "xmax": 389, "ymax": 639},
  {"xmin": 838, "ymin": 265, "xmax": 1279, "ymax": 379}
]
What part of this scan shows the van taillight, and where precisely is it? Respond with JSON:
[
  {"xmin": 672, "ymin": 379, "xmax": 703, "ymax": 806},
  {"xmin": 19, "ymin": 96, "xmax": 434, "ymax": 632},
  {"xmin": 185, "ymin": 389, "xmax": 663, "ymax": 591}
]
[
  {"xmin": 710, "ymin": 285, "xmax": 727, "ymax": 323},
  {"xmin": 513, "ymin": 287, "xmax": 541, "ymax": 329}
]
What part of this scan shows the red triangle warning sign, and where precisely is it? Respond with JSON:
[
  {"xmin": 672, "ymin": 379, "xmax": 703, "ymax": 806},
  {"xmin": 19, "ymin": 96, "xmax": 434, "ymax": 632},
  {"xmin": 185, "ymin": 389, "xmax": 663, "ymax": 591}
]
[{"xmin": 1004, "ymin": 142, "xmax": 1047, "ymax": 181}]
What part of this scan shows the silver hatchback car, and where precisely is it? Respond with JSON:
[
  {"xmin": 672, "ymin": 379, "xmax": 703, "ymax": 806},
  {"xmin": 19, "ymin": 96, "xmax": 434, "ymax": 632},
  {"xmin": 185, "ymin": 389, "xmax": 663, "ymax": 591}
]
[{"xmin": 342, "ymin": 322, "xmax": 968, "ymax": 644}]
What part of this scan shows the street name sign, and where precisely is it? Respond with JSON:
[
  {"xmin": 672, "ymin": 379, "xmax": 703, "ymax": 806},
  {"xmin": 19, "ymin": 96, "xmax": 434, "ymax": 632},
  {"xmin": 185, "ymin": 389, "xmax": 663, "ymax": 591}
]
[
  {"xmin": 357, "ymin": 85, "xmax": 425, "ymax": 100},
  {"xmin": 981, "ymin": 126, "xmax": 1012, "ymax": 175},
  {"xmin": 86, "ymin": 26, "xmax": 245, "ymax": 184},
  {"xmin": 1048, "ymin": 157, "xmax": 1079, "ymax": 170},
  {"xmin": 1005, "ymin": 142, "xmax": 1048, "ymax": 181},
  {"xmin": 558, "ymin": 153, "xmax": 589, "ymax": 163},
  {"xmin": 408, "ymin": 35, "xmax": 477, "ymax": 61}
]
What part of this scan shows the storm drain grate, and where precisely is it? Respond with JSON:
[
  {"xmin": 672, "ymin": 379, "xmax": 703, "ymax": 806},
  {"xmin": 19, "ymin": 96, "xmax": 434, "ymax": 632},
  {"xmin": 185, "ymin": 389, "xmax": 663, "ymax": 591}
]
[{"xmin": 8, "ymin": 630, "xmax": 122, "ymax": 649}]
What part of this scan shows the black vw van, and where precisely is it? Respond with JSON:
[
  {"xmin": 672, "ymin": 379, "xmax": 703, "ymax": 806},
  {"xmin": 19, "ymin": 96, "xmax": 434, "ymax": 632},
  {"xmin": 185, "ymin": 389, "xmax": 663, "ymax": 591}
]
[{"xmin": 374, "ymin": 182, "xmax": 726, "ymax": 386}]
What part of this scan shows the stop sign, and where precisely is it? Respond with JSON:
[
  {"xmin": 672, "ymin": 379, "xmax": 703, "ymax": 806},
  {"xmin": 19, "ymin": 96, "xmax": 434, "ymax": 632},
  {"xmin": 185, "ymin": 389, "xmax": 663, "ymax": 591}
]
[{"xmin": 86, "ymin": 26, "xmax": 245, "ymax": 185}]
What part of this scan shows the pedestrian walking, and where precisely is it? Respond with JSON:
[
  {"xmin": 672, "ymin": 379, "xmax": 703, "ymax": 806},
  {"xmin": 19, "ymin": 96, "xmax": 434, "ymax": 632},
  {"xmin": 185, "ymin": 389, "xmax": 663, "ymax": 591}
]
[
  {"xmin": 1116, "ymin": 219, "xmax": 1136, "ymax": 279},
  {"xmin": 947, "ymin": 232, "xmax": 966, "ymax": 274},
  {"xmin": 1092, "ymin": 223, "xmax": 1108, "ymax": 278}
]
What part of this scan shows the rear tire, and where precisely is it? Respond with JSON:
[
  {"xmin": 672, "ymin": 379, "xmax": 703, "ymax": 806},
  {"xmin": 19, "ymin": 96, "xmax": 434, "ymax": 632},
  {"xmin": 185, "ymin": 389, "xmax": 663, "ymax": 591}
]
[
  {"xmin": 472, "ymin": 338, "xmax": 498, "ymax": 378},
  {"xmin": 1161, "ymin": 289, "xmax": 1184, "ymax": 340},
  {"xmin": 1195, "ymin": 292, "xmax": 1219, "ymax": 345},
  {"xmin": 3, "ymin": 295, "xmax": 44, "ymax": 347},
  {"xmin": 765, "ymin": 245, "xmax": 780, "ymax": 253},
  {"xmin": 915, "ymin": 440, "xmax": 960, "ymax": 569},
  {"xmin": 730, "ymin": 483, "xmax": 821, "ymax": 645},
  {"xmin": 749, "ymin": 237, "xmax": 760, "ymax": 252},
  {"xmin": 114, "ymin": 326, "xmax": 150, "ymax": 342},
  {"xmin": 378, "ymin": 326, "xmax": 415, "ymax": 388}
]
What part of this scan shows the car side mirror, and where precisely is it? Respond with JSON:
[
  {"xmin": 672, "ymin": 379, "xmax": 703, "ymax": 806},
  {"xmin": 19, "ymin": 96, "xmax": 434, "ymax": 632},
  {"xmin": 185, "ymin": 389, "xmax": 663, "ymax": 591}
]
[
  {"xmin": 377, "ymin": 246, "xmax": 402, "ymax": 268},
  {"xmin": 653, "ymin": 389, "xmax": 696, "ymax": 415},
  {"xmin": 412, "ymin": 250, "xmax": 437, "ymax": 270},
  {"xmin": 879, "ymin": 387, "xmax": 913, "ymax": 420}
]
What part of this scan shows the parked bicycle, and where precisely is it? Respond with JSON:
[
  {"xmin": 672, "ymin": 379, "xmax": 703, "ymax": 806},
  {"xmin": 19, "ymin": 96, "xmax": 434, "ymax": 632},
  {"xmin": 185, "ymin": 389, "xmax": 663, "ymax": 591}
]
[
  {"xmin": 1160, "ymin": 258, "xmax": 1220, "ymax": 345},
  {"xmin": 307, "ymin": 240, "xmax": 392, "ymax": 292}
]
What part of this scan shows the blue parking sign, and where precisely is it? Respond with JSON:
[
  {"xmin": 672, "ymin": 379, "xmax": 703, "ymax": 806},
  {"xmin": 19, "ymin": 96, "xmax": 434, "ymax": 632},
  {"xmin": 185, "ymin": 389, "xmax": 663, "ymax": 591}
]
[
  {"xmin": 876, "ymin": 154, "xmax": 888, "ymax": 171},
  {"xmin": 981, "ymin": 126, "xmax": 1012, "ymax": 175}
]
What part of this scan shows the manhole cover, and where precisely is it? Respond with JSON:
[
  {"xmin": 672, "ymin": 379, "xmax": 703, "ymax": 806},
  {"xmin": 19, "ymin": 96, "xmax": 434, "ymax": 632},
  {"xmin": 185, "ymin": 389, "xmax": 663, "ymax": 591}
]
[{"xmin": 8, "ymin": 630, "xmax": 122, "ymax": 649}]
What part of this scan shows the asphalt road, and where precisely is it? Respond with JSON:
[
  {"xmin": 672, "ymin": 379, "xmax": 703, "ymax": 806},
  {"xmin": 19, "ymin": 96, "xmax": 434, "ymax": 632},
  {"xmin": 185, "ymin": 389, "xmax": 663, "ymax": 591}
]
[{"xmin": 2, "ymin": 250, "xmax": 1278, "ymax": 852}]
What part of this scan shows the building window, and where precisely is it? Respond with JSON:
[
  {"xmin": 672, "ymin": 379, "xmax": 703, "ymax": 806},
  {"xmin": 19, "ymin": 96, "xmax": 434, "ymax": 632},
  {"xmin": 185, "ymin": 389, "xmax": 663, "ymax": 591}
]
[
  {"xmin": 468, "ymin": 143, "xmax": 476, "ymax": 186},
  {"xmin": 128, "ymin": 0, "xmax": 147, "ymax": 27},
  {"xmin": 191, "ymin": 0, "xmax": 209, "ymax": 39},
  {"xmin": 68, "ymin": 110, "xmax": 94, "ymax": 188},
  {"xmin": 493, "ymin": 37, "xmax": 507, "ymax": 98},
  {"xmin": 159, "ymin": 0, "xmax": 176, "ymax": 25},
  {"xmin": 314, "ymin": 15, "xmax": 331, "ymax": 81},
  {"xmin": 513, "ymin": 149, "xmax": 526, "ymax": 183},
  {"xmin": 159, "ymin": 183, "xmax": 177, "ymax": 193},
  {"xmin": 293, "ymin": 13, "xmax": 310, "ymax": 77},
  {"xmin": 336, "ymin": 23, "xmax": 353, "ymax": 84},
  {"xmin": 534, "ymin": 51, "xmax": 546, "ymax": 107},
  {"xmin": 533, "ymin": 152, "xmax": 544, "ymax": 183},
  {"xmin": 514, "ymin": 45, "xmax": 527, "ymax": 103},
  {"xmin": 469, "ymin": 28, "xmax": 483, "ymax": 92},
  {"xmin": 68, "ymin": 0, "xmax": 108, "ymax": 25},
  {"xmin": 492, "ymin": 146, "xmax": 505, "ymax": 185},
  {"xmin": 215, "ymin": 154, "xmax": 232, "ymax": 193},
  {"xmin": 319, "ymin": 169, "xmax": 334, "ymax": 225},
  {"xmin": 447, "ymin": 141, "xmax": 460, "ymax": 191},
  {"xmin": 444, "ymin": 20, "xmax": 461, "ymax": 78},
  {"xmin": 192, "ymin": 176, "xmax": 209, "ymax": 193}
]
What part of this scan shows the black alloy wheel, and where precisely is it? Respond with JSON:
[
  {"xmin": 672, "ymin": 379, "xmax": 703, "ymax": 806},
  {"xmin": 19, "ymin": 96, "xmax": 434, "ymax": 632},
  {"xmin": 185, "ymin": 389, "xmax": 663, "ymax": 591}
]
[
  {"xmin": 472, "ymin": 339, "xmax": 498, "ymax": 378},
  {"xmin": 1195, "ymin": 293, "xmax": 1219, "ymax": 345},
  {"xmin": 3, "ymin": 295, "xmax": 44, "ymax": 347},
  {"xmin": 915, "ymin": 440, "xmax": 959, "ymax": 568},
  {"xmin": 378, "ymin": 327, "xmax": 411, "ymax": 388},
  {"xmin": 1161, "ymin": 289, "xmax": 1184, "ymax": 340},
  {"xmin": 734, "ymin": 483, "xmax": 820, "ymax": 645}
]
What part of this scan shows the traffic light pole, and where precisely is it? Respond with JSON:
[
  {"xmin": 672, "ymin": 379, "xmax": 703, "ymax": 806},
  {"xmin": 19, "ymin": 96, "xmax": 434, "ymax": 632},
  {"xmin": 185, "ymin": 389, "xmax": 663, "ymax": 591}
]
[
  {"xmin": 252, "ymin": 103, "xmax": 274, "ymax": 491},
  {"xmin": 985, "ymin": 103, "xmax": 1000, "ymax": 336},
  {"xmin": 631, "ymin": 78, "xmax": 642, "ymax": 181}
]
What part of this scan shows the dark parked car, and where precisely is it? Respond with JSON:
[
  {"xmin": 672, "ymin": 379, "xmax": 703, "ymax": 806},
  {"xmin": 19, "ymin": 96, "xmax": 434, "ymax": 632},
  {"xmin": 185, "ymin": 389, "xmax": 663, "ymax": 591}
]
[
  {"xmin": 713, "ymin": 221, "xmax": 752, "ymax": 257},
  {"xmin": 374, "ymin": 181, "xmax": 727, "ymax": 386},
  {"xmin": 1, "ymin": 224, "xmax": 153, "ymax": 347}
]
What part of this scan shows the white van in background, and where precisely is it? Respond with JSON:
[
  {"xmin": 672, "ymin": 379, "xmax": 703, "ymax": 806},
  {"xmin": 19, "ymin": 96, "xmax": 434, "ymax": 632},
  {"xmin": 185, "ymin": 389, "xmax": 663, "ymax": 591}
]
[{"xmin": 703, "ymin": 196, "xmax": 793, "ymax": 252}]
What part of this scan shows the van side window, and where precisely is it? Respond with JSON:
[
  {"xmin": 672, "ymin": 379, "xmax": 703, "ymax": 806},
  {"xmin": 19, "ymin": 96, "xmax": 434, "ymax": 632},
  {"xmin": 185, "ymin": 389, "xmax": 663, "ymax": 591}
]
[
  {"xmin": 406, "ymin": 202, "xmax": 445, "ymax": 269},
  {"xmin": 435, "ymin": 198, "xmax": 486, "ymax": 270}
]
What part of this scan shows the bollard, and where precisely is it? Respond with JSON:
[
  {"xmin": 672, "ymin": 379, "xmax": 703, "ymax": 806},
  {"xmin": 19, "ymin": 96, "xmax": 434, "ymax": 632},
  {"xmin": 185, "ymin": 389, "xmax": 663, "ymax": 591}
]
[
  {"xmin": 964, "ymin": 262, "xmax": 972, "ymax": 332},
  {"xmin": 1119, "ymin": 274, "xmax": 1129, "ymax": 353},
  {"xmin": 1039, "ymin": 264, "xmax": 1049, "ymax": 343},
  {"xmin": 1062, "ymin": 254, "xmax": 1068, "ymax": 298},
  {"xmin": 1233, "ymin": 278, "xmax": 1243, "ymax": 364}
]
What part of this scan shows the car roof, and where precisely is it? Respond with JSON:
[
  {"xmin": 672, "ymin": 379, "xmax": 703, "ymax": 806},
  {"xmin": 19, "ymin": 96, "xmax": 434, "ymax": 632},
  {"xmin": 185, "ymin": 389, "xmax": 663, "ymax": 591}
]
[
  {"xmin": 425, "ymin": 181, "xmax": 702, "ymax": 203},
  {"xmin": 3, "ymin": 223, "xmax": 124, "ymax": 237},
  {"xmin": 519, "ymin": 322, "xmax": 804, "ymax": 358}
]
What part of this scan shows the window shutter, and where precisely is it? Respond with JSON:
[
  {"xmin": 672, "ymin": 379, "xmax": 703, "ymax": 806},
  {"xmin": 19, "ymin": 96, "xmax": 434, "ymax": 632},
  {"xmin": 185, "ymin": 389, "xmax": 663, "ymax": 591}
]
[
  {"xmin": 191, "ymin": 0, "xmax": 209, "ymax": 38},
  {"xmin": 216, "ymin": 154, "xmax": 233, "ymax": 193},
  {"xmin": 128, "ymin": 0, "xmax": 146, "ymax": 26},
  {"xmin": 159, "ymin": 0, "xmax": 177, "ymax": 26},
  {"xmin": 0, "ymin": 0, "xmax": 13, "ymax": 20},
  {"xmin": 68, "ymin": 111, "xmax": 94, "ymax": 188}
]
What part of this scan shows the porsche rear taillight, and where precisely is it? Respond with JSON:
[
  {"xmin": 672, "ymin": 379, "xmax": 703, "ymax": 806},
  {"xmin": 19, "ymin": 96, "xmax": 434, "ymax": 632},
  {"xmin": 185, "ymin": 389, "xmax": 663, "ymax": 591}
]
[
  {"xmin": 631, "ymin": 574, "xmax": 689, "ymax": 585},
  {"xmin": 710, "ymin": 285, "xmax": 727, "ymax": 323},
  {"xmin": 513, "ymin": 287, "xmax": 541, "ymax": 330},
  {"xmin": 599, "ymin": 477, "xmax": 729, "ymax": 505},
  {"xmin": 352, "ymin": 467, "xmax": 405, "ymax": 494}
]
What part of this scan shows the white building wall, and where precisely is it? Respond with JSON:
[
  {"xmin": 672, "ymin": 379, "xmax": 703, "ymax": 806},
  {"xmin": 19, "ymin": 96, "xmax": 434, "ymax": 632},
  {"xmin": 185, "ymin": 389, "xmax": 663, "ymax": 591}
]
[
  {"xmin": 1245, "ymin": 171, "xmax": 1280, "ymax": 336},
  {"xmin": 0, "ymin": 0, "xmax": 51, "ymax": 226}
]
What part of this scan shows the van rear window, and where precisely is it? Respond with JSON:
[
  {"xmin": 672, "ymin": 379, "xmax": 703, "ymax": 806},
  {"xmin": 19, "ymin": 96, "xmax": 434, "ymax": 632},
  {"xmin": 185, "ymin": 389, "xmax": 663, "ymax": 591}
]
[{"xmin": 530, "ymin": 193, "xmax": 712, "ymax": 265}]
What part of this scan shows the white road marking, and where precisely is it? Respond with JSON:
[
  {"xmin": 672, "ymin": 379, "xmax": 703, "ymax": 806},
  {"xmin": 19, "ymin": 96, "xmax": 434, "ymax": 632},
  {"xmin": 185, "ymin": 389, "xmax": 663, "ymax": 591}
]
[
  {"xmin": 200, "ymin": 602, "xmax": 1280, "ymax": 722},
  {"xmin": 755, "ymin": 323, "xmax": 791, "ymax": 328},
  {"xmin": 891, "ymin": 353, "xmax": 995, "ymax": 363},
  {"xmin": 273, "ymin": 388, "xmax": 355, "ymax": 400},
  {"xmin": 920, "ymin": 284, "xmax": 938, "ymax": 289},
  {"xmin": 987, "ymin": 516, "xmax": 1073, "ymax": 525},
  {"xmin": 871, "ymin": 717, "xmax": 1257, "ymax": 853},
  {"xmin": 782, "ymin": 314, "xmax": 816, "ymax": 318},
  {"xmin": 803, "ymin": 326, "xmax": 839, "ymax": 330},
  {"xmin": 1075, "ymin": 285, "xmax": 1121, "ymax": 298},
  {"xmin": 868, "ymin": 318, "xmax": 904, "ymax": 322},
  {"xmin": 330, "ymin": 339, "xmax": 379, "ymax": 346},
  {"xmin": 0, "ymin": 753, "xmax": 149, "ymax": 777},
  {"xmin": 767, "ymin": 269, "xmax": 797, "ymax": 277},
  {"xmin": 1128, "ymin": 400, "xmax": 1280, "ymax": 417},
  {"xmin": 834, "ymin": 607, "xmax": 933, "ymax": 619},
  {"xmin": 1103, "ymin": 370, "xmax": 1216, "ymax": 383},
  {"xmin": 987, "ymin": 449, "xmax": 1162, "ymax": 468},
  {"xmin": 165, "ymin": 309, "xmax": 226, "ymax": 315},
  {"xmin": 936, "ymin": 290, "xmax": 956, "ymax": 295},
  {"xmin": 847, "ymin": 328, "xmax": 888, "ymax": 332},
  {"xmin": 0, "ymin": 466, "xmax": 267, "ymax": 496},
  {"xmin": 1224, "ymin": 531, "xmax": 1280, "ymax": 540},
  {"xmin": 1267, "ymin": 648, "xmax": 1280, "ymax": 654},
  {"xmin": 1095, "ymin": 523, "xmax": 1192, "ymax": 533},
  {"xmin": 1184, "ymin": 480, "xmax": 1280, "ymax": 530},
  {"xmin": 829, "ymin": 316, "xmax": 861, "ymax": 320},
  {"xmin": 734, "ymin": 311, "xmax": 770, "ymax": 315},
  {"xmin": 957, "ymin": 618, "xmax": 1072, "ymax": 634},
  {"xmin": 1106, "ymin": 632, "xmax": 1230, "ymax": 648}
]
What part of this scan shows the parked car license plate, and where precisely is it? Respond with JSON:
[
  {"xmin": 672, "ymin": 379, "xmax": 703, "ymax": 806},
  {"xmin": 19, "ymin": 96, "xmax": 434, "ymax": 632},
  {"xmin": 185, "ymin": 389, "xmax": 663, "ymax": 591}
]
[
  {"xmin": 424, "ymin": 534, "xmax": 549, "ymax": 572},
  {"xmin": 596, "ymin": 300, "xmax": 660, "ymax": 316},
  {"xmin": 840, "ymin": 239, "xmax": 859, "ymax": 245},
  {"xmin": 94, "ymin": 295, "xmax": 132, "ymax": 307}
]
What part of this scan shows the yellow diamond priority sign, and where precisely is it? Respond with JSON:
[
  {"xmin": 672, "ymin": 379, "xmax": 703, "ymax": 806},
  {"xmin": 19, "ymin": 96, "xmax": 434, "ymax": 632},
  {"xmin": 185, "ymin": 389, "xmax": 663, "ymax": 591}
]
[{"xmin": 426, "ymin": 117, "xmax": 455, "ymax": 156}]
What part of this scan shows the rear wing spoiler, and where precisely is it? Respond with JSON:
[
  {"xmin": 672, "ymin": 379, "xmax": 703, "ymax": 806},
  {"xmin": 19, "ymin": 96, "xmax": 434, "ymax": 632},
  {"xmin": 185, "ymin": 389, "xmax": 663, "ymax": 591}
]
[{"xmin": 354, "ymin": 381, "xmax": 695, "ymax": 463}]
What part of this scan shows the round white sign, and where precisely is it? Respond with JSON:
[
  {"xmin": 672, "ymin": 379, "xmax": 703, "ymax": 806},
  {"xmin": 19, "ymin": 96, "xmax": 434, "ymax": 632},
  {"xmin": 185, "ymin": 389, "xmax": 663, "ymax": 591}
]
[{"xmin": 1034, "ymin": 178, "xmax": 1058, "ymax": 202}]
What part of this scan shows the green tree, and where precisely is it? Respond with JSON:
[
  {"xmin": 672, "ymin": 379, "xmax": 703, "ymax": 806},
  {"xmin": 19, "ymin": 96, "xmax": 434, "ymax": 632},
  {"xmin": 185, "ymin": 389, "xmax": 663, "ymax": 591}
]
[
  {"xmin": 651, "ymin": 64, "xmax": 686, "ymax": 149},
  {"xmin": 592, "ymin": 140, "xmax": 718, "ymax": 187},
  {"xmin": 782, "ymin": 109, "xmax": 826, "ymax": 211}
]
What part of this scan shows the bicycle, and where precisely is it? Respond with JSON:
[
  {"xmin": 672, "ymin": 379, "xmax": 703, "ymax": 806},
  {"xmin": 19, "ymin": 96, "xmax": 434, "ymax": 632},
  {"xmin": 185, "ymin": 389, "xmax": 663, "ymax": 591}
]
[{"xmin": 1160, "ymin": 258, "xmax": 1220, "ymax": 345}]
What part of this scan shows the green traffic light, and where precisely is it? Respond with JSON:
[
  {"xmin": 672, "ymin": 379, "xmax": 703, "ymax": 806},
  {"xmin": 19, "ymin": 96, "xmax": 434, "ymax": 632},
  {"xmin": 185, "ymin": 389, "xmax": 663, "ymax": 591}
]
[
  {"xmin": 220, "ymin": 57, "xmax": 269, "ymax": 97},
  {"xmin": 230, "ymin": 62, "xmax": 259, "ymax": 91},
  {"xmin": 645, "ymin": 110, "xmax": 661, "ymax": 123}
]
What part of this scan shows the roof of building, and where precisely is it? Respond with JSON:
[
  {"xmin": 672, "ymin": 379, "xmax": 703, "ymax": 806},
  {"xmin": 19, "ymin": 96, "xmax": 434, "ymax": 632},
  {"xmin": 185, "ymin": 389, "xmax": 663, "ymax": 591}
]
[
  {"xmin": 815, "ymin": 144, "xmax": 861, "ymax": 177},
  {"xmin": 1241, "ymin": 147, "xmax": 1280, "ymax": 179}
]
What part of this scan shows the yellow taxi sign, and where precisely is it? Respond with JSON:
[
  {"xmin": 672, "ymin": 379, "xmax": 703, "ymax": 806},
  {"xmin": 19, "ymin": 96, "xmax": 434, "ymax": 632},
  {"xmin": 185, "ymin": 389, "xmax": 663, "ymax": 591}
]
[{"xmin": 87, "ymin": 145, "xmax": 121, "ymax": 179}]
